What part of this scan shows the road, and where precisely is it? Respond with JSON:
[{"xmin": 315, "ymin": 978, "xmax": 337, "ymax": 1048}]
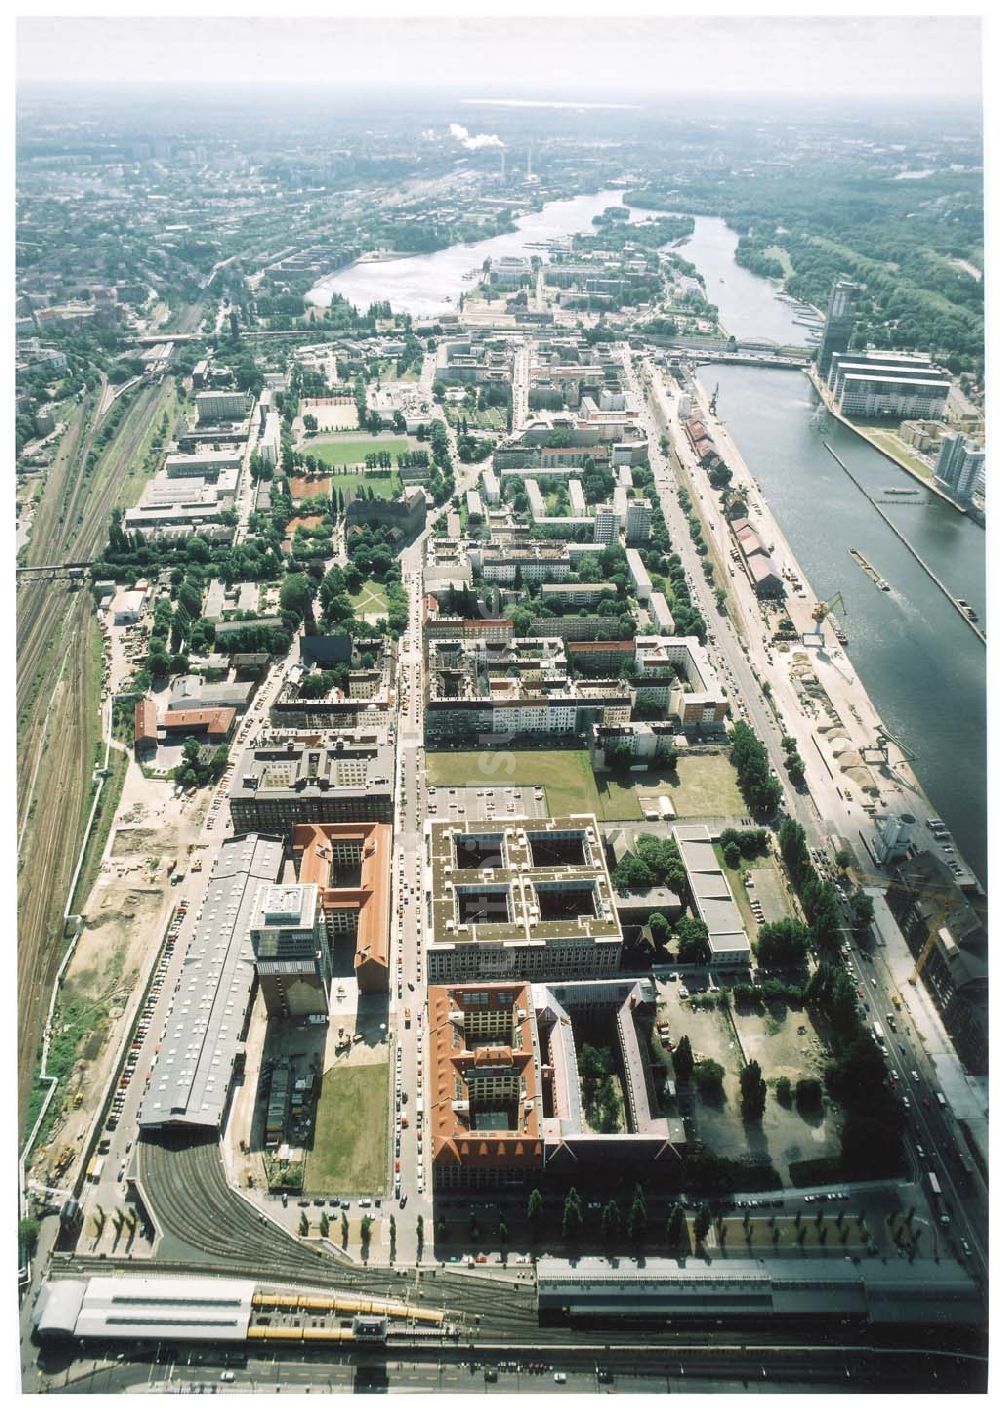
[{"xmin": 622, "ymin": 347, "xmax": 986, "ymax": 1277}]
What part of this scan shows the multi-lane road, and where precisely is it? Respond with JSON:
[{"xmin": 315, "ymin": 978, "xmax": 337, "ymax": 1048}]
[{"xmin": 622, "ymin": 347, "xmax": 986, "ymax": 1275}]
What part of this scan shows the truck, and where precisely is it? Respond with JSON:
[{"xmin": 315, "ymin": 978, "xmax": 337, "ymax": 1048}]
[{"xmin": 872, "ymin": 1021, "xmax": 885, "ymax": 1047}]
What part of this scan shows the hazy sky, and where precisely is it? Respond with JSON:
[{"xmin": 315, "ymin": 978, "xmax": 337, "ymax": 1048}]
[{"xmin": 16, "ymin": 14, "xmax": 983, "ymax": 102}]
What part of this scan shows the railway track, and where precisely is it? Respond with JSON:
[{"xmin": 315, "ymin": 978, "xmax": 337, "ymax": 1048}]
[{"xmin": 17, "ymin": 377, "xmax": 175, "ymax": 1129}]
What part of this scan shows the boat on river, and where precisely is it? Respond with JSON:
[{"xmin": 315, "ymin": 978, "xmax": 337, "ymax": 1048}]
[{"xmin": 849, "ymin": 546, "xmax": 892, "ymax": 592}]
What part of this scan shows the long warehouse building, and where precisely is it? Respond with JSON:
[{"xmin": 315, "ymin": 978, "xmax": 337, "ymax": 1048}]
[{"xmin": 138, "ymin": 833, "xmax": 284, "ymax": 1131}]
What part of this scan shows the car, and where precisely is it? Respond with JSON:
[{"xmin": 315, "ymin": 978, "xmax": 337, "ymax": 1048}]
[
  {"xmin": 554, "ymin": 1373, "xmax": 567, "ymax": 1384},
  {"xmin": 960, "ymin": 1238, "xmax": 972, "ymax": 1259},
  {"xmin": 298, "ymin": 1199, "xmax": 310, "ymax": 1207},
  {"xmin": 281, "ymin": 1193, "xmax": 288, "ymax": 1207},
  {"xmin": 220, "ymin": 1371, "xmax": 235, "ymax": 1383},
  {"xmin": 399, "ymin": 1193, "xmax": 407, "ymax": 1208}
]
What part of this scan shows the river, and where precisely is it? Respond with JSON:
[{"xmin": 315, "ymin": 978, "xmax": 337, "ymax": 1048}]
[
  {"xmin": 306, "ymin": 189, "xmax": 627, "ymax": 316},
  {"xmin": 673, "ymin": 215, "xmax": 809, "ymax": 346},
  {"xmin": 676, "ymin": 216, "xmax": 987, "ymax": 886}
]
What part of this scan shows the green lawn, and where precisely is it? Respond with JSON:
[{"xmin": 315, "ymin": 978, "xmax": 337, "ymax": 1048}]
[
  {"xmin": 326, "ymin": 471, "xmax": 402, "ymax": 499},
  {"xmin": 427, "ymin": 749, "xmax": 601, "ymax": 818},
  {"xmin": 350, "ymin": 582, "xmax": 389, "ymax": 617},
  {"xmin": 309, "ymin": 436, "xmax": 414, "ymax": 468},
  {"xmin": 426, "ymin": 747, "xmax": 745, "ymax": 822},
  {"xmin": 665, "ymin": 752, "xmax": 745, "ymax": 816},
  {"xmin": 305, "ymin": 1062, "xmax": 388, "ymax": 1195}
]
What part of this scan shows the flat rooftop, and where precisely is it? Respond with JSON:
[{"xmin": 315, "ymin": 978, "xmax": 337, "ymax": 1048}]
[{"xmin": 427, "ymin": 817, "xmax": 621, "ymax": 948}]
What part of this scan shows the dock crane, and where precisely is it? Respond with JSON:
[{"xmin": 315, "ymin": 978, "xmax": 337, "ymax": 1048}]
[
  {"xmin": 861, "ymin": 724, "xmax": 918, "ymax": 767},
  {"xmin": 801, "ymin": 590, "xmax": 847, "ymax": 648}
]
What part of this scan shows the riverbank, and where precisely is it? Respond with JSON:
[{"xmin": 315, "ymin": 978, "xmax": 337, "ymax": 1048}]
[
  {"xmin": 678, "ymin": 367, "xmax": 981, "ymax": 887},
  {"xmin": 806, "ymin": 368, "xmax": 971, "ymax": 517}
]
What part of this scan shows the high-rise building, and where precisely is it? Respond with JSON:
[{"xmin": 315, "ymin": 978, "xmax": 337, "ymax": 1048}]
[
  {"xmin": 592, "ymin": 504, "xmax": 620, "ymax": 544},
  {"xmin": 625, "ymin": 498, "xmax": 652, "ymax": 544},
  {"xmin": 250, "ymin": 883, "xmax": 329, "ymax": 1017},
  {"xmin": 935, "ymin": 432, "xmax": 985, "ymax": 501},
  {"xmin": 817, "ymin": 278, "xmax": 862, "ymax": 379}
]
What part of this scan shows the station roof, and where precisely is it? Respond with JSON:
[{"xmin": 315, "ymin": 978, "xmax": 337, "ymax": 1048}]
[{"xmin": 34, "ymin": 1276, "xmax": 255, "ymax": 1341}]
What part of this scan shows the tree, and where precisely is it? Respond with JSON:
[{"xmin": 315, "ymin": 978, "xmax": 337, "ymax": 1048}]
[
  {"xmin": 673, "ymin": 1034, "xmax": 694, "ymax": 1085},
  {"xmin": 562, "ymin": 1188, "xmax": 584, "ymax": 1241},
  {"xmin": 775, "ymin": 1075, "xmax": 793, "ymax": 1106},
  {"xmin": 341, "ymin": 1211, "xmax": 349, "ymax": 1248},
  {"xmin": 693, "ymin": 1203, "xmax": 712, "ymax": 1246},
  {"xmin": 723, "ymin": 840, "xmax": 741, "ymax": 869},
  {"xmin": 360, "ymin": 1215, "xmax": 373, "ymax": 1257},
  {"xmin": 756, "ymin": 917, "xmax": 810, "ymax": 968},
  {"xmin": 280, "ymin": 571, "xmax": 315, "ymax": 623},
  {"xmin": 416, "ymin": 1214, "xmax": 425, "ymax": 1261},
  {"xmin": 674, "ymin": 915, "xmax": 710, "ymax": 964},
  {"xmin": 627, "ymin": 1185, "xmax": 647, "ymax": 1243},
  {"xmin": 648, "ymin": 911, "xmax": 670, "ymax": 950},
  {"xmin": 613, "ymin": 854, "xmax": 655, "ymax": 894},
  {"xmin": 19, "ymin": 1217, "xmax": 40, "ymax": 1259},
  {"xmin": 666, "ymin": 1203, "xmax": 686, "ymax": 1248},
  {"xmin": 319, "ymin": 1212, "xmax": 330, "ymax": 1238},
  {"xmin": 694, "ymin": 1059, "xmax": 725, "ymax": 1096},
  {"xmin": 740, "ymin": 1060, "xmax": 767, "ymax": 1119},
  {"xmin": 851, "ymin": 891, "xmax": 876, "ymax": 931},
  {"xmin": 835, "ymin": 849, "xmax": 851, "ymax": 871},
  {"xmin": 602, "ymin": 1198, "xmax": 622, "ymax": 1246},
  {"xmin": 795, "ymin": 1077, "xmax": 823, "ymax": 1113},
  {"xmin": 389, "ymin": 1215, "xmax": 397, "ymax": 1261},
  {"xmin": 527, "ymin": 1188, "xmax": 543, "ymax": 1240},
  {"xmin": 299, "ymin": 1212, "xmax": 309, "ymax": 1237}
]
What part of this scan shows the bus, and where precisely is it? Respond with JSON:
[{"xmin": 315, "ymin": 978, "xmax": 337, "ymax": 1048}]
[{"xmin": 927, "ymin": 1171, "xmax": 942, "ymax": 1198}]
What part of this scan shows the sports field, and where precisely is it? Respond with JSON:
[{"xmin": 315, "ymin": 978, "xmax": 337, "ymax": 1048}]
[
  {"xmin": 305, "ymin": 1062, "xmax": 388, "ymax": 1195},
  {"xmin": 309, "ymin": 436, "xmax": 413, "ymax": 468},
  {"xmin": 329, "ymin": 471, "xmax": 402, "ymax": 500}
]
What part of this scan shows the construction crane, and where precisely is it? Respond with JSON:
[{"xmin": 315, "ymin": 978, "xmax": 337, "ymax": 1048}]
[
  {"xmin": 708, "ymin": 382, "xmax": 720, "ymax": 416},
  {"xmin": 802, "ymin": 590, "xmax": 847, "ymax": 647}
]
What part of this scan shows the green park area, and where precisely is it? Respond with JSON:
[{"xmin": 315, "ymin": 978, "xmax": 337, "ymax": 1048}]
[
  {"xmin": 309, "ymin": 435, "xmax": 413, "ymax": 468},
  {"xmin": 426, "ymin": 749, "xmax": 744, "ymax": 823},
  {"xmin": 304, "ymin": 1062, "xmax": 388, "ymax": 1195},
  {"xmin": 349, "ymin": 581, "xmax": 389, "ymax": 617}
]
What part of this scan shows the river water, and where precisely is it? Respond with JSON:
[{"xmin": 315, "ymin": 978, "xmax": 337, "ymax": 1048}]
[
  {"xmin": 677, "ymin": 214, "xmax": 987, "ymax": 885},
  {"xmin": 306, "ymin": 189, "xmax": 627, "ymax": 316}
]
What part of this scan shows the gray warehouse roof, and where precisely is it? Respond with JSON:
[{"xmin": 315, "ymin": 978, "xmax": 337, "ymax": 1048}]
[
  {"xmin": 139, "ymin": 833, "xmax": 284, "ymax": 1130},
  {"xmin": 536, "ymin": 1256, "xmax": 980, "ymax": 1326}
]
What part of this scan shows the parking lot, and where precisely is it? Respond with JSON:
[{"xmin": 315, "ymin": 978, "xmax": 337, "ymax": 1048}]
[{"xmin": 426, "ymin": 784, "xmax": 549, "ymax": 826}]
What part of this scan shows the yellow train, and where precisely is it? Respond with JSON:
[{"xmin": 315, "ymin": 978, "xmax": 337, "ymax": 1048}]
[
  {"xmin": 251, "ymin": 1291, "xmax": 444, "ymax": 1326},
  {"xmin": 247, "ymin": 1325, "xmax": 356, "ymax": 1344}
]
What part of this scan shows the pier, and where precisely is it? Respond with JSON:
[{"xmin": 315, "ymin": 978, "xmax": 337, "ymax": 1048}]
[{"xmin": 823, "ymin": 443, "xmax": 986, "ymax": 646}]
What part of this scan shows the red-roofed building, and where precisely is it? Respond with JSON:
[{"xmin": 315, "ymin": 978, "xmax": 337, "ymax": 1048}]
[
  {"xmin": 160, "ymin": 707, "xmax": 236, "ymax": 743},
  {"xmin": 134, "ymin": 698, "xmax": 158, "ymax": 757}
]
